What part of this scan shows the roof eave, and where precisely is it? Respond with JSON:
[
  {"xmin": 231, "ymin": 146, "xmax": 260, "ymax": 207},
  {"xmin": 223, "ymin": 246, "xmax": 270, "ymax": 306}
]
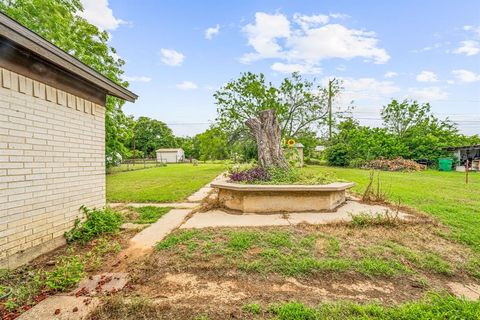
[{"xmin": 0, "ymin": 13, "xmax": 137, "ymax": 102}]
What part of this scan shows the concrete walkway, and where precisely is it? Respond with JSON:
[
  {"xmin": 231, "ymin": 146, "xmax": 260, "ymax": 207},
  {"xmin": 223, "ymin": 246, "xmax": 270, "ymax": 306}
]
[
  {"xmin": 130, "ymin": 209, "xmax": 191, "ymax": 248},
  {"xmin": 181, "ymin": 201, "xmax": 411, "ymax": 229},
  {"xmin": 186, "ymin": 173, "xmax": 225, "ymax": 203},
  {"xmin": 18, "ymin": 273, "xmax": 129, "ymax": 320}
]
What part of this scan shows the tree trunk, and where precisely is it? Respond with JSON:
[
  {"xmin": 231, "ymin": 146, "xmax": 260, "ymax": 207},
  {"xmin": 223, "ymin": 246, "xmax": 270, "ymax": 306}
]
[{"xmin": 245, "ymin": 109, "xmax": 289, "ymax": 169}]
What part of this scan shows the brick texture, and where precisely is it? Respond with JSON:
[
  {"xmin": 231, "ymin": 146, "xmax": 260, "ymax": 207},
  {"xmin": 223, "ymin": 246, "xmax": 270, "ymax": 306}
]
[{"xmin": 0, "ymin": 68, "xmax": 106, "ymax": 268}]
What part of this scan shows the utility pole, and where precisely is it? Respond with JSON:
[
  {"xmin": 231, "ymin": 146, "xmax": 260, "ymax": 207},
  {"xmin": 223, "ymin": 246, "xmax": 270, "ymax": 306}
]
[{"xmin": 328, "ymin": 78, "xmax": 335, "ymax": 141}]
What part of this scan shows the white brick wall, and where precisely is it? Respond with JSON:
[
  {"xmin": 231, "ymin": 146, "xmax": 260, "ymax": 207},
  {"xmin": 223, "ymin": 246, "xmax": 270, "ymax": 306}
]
[{"xmin": 0, "ymin": 68, "xmax": 106, "ymax": 268}]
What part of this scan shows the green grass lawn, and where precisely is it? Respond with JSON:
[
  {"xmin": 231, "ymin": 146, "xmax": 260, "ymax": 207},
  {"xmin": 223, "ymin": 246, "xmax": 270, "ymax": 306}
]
[
  {"xmin": 304, "ymin": 166, "xmax": 480, "ymax": 252},
  {"xmin": 157, "ymin": 227, "xmax": 464, "ymax": 278},
  {"xmin": 106, "ymin": 163, "xmax": 225, "ymax": 203}
]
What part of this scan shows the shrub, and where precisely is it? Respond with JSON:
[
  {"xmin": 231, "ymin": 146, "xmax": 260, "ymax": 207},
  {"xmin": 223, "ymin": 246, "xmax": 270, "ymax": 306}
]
[
  {"xmin": 64, "ymin": 206, "xmax": 123, "ymax": 244},
  {"xmin": 325, "ymin": 143, "xmax": 350, "ymax": 166},
  {"xmin": 228, "ymin": 166, "xmax": 336, "ymax": 185},
  {"xmin": 229, "ymin": 167, "xmax": 271, "ymax": 183}
]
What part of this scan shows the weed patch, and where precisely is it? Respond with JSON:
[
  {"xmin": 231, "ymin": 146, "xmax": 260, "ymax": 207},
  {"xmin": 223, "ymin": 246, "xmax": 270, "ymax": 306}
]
[
  {"xmin": 132, "ymin": 206, "xmax": 171, "ymax": 224},
  {"xmin": 0, "ymin": 236, "xmax": 122, "ymax": 314},
  {"xmin": 64, "ymin": 206, "xmax": 123, "ymax": 244},
  {"xmin": 88, "ymin": 296, "xmax": 163, "ymax": 319},
  {"xmin": 242, "ymin": 302, "xmax": 262, "ymax": 314},
  {"xmin": 355, "ymin": 257, "xmax": 409, "ymax": 277},
  {"xmin": 349, "ymin": 211, "xmax": 401, "ymax": 228}
]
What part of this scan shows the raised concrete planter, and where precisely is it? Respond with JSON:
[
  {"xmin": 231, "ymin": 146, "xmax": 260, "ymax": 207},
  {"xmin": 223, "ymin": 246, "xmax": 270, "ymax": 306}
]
[{"xmin": 211, "ymin": 181, "xmax": 355, "ymax": 214}]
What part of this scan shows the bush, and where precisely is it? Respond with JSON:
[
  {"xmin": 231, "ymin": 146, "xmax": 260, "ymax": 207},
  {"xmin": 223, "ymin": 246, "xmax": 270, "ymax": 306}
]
[
  {"xmin": 230, "ymin": 167, "xmax": 271, "ymax": 183},
  {"xmin": 325, "ymin": 143, "xmax": 350, "ymax": 166},
  {"xmin": 228, "ymin": 166, "xmax": 336, "ymax": 185},
  {"xmin": 64, "ymin": 206, "xmax": 123, "ymax": 244}
]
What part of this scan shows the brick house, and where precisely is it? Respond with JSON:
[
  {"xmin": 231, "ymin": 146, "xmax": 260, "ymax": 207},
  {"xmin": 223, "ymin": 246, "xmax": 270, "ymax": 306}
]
[{"xmin": 0, "ymin": 13, "xmax": 137, "ymax": 268}]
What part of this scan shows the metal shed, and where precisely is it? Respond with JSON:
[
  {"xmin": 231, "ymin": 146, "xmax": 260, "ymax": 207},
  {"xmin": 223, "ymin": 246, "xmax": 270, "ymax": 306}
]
[{"xmin": 446, "ymin": 144, "xmax": 480, "ymax": 172}]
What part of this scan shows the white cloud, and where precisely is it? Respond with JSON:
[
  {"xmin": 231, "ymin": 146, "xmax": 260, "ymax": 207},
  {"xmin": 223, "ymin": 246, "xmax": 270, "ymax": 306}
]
[
  {"xmin": 123, "ymin": 76, "xmax": 151, "ymax": 83},
  {"xmin": 293, "ymin": 13, "xmax": 329, "ymax": 30},
  {"xmin": 452, "ymin": 69, "xmax": 480, "ymax": 83},
  {"xmin": 384, "ymin": 71, "xmax": 398, "ymax": 78},
  {"xmin": 241, "ymin": 12, "xmax": 389, "ymax": 72},
  {"xmin": 463, "ymin": 25, "xmax": 480, "ymax": 36},
  {"xmin": 241, "ymin": 12, "xmax": 291, "ymax": 63},
  {"xmin": 329, "ymin": 13, "xmax": 350, "ymax": 19},
  {"xmin": 453, "ymin": 40, "xmax": 480, "ymax": 56},
  {"xmin": 176, "ymin": 81, "xmax": 198, "ymax": 90},
  {"xmin": 79, "ymin": 0, "xmax": 125, "ymax": 31},
  {"xmin": 339, "ymin": 77, "xmax": 400, "ymax": 100},
  {"xmin": 411, "ymin": 42, "xmax": 443, "ymax": 53},
  {"xmin": 416, "ymin": 70, "xmax": 438, "ymax": 82},
  {"xmin": 160, "ymin": 49, "xmax": 185, "ymax": 66},
  {"xmin": 271, "ymin": 62, "xmax": 322, "ymax": 74},
  {"xmin": 205, "ymin": 24, "xmax": 220, "ymax": 39},
  {"xmin": 407, "ymin": 87, "xmax": 448, "ymax": 101}
]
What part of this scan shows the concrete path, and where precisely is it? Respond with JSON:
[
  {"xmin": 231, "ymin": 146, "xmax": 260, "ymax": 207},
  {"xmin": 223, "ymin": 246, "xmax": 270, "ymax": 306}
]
[
  {"xmin": 18, "ymin": 296, "xmax": 100, "ymax": 320},
  {"xmin": 130, "ymin": 209, "xmax": 191, "ymax": 248},
  {"xmin": 186, "ymin": 173, "xmax": 226, "ymax": 203},
  {"xmin": 109, "ymin": 202, "xmax": 198, "ymax": 209},
  {"xmin": 181, "ymin": 201, "xmax": 411, "ymax": 229},
  {"xmin": 18, "ymin": 273, "xmax": 129, "ymax": 320}
]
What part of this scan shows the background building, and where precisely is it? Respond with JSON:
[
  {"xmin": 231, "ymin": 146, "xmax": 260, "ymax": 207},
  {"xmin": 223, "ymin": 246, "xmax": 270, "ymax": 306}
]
[{"xmin": 156, "ymin": 148, "xmax": 185, "ymax": 163}]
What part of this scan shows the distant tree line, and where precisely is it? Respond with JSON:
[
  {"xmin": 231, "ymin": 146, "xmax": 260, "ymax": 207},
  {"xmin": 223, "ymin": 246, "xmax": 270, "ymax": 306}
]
[
  {"xmin": 124, "ymin": 74, "xmax": 479, "ymax": 168},
  {"xmin": 326, "ymin": 100, "xmax": 480, "ymax": 167}
]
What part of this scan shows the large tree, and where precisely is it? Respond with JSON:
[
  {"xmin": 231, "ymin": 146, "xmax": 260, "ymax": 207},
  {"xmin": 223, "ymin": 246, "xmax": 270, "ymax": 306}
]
[
  {"xmin": 132, "ymin": 117, "xmax": 176, "ymax": 157},
  {"xmin": 214, "ymin": 72, "xmax": 340, "ymax": 168},
  {"xmin": 0, "ymin": 0, "xmax": 131, "ymax": 166},
  {"xmin": 195, "ymin": 127, "xmax": 229, "ymax": 161},
  {"xmin": 381, "ymin": 99, "xmax": 462, "ymax": 160},
  {"xmin": 381, "ymin": 99, "xmax": 455, "ymax": 137}
]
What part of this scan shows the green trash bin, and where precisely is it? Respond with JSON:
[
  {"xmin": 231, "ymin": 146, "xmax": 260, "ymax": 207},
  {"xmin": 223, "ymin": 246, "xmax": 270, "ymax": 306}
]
[{"xmin": 438, "ymin": 158, "xmax": 453, "ymax": 171}]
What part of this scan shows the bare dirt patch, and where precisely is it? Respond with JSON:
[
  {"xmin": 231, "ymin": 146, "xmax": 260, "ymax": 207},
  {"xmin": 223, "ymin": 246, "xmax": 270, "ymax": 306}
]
[
  {"xmin": 95, "ymin": 221, "xmax": 480, "ymax": 319},
  {"xmin": 0, "ymin": 231, "xmax": 137, "ymax": 320}
]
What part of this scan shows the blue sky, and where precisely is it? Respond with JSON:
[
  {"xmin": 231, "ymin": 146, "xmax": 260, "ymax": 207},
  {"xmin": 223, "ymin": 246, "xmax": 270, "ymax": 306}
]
[{"xmin": 80, "ymin": 0, "xmax": 480, "ymax": 136}]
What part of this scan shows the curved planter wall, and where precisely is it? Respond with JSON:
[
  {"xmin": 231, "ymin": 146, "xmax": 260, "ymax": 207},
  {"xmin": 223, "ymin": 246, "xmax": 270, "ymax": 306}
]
[{"xmin": 211, "ymin": 182, "xmax": 355, "ymax": 214}]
